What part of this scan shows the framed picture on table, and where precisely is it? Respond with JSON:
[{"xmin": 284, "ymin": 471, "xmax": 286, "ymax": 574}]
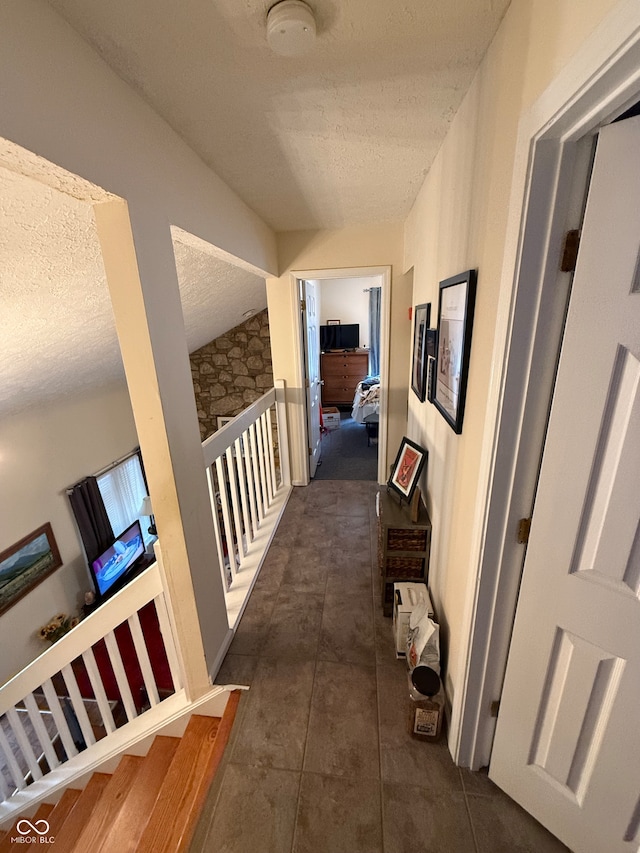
[
  {"xmin": 388, "ymin": 437, "xmax": 428, "ymax": 503},
  {"xmin": 434, "ymin": 269, "xmax": 477, "ymax": 434}
]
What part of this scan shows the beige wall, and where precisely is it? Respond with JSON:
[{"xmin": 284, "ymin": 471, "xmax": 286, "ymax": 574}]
[
  {"xmin": 268, "ymin": 224, "xmax": 411, "ymax": 484},
  {"xmin": 318, "ymin": 277, "xmax": 371, "ymax": 349},
  {"xmin": 404, "ymin": 0, "xmax": 620, "ymax": 726},
  {"xmin": 0, "ymin": 383, "xmax": 138, "ymax": 684}
]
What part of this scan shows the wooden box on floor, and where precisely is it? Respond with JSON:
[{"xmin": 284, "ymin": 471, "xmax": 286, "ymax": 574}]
[{"xmin": 377, "ymin": 489, "xmax": 432, "ymax": 616}]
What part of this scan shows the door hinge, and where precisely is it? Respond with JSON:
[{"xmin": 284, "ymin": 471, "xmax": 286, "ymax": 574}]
[
  {"xmin": 517, "ymin": 517, "xmax": 532, "ymax": 545},
  {"xmin": 560, "ymin": 229, "xmax": 581, "ymax": 272},
  {"xmin": 305, "ymin": 377, "xmax": 310, "ymax": 388},
  {"xmin": 300, "ymin": 299, "xmax": 306, "ymax": 312},
  {"xmin": 308, "ymin": 446, "xmax": 312, "ymax": 455},
  {"xmin": 490, "ymin": 700, "xmax": 500, "ymax": 718}
]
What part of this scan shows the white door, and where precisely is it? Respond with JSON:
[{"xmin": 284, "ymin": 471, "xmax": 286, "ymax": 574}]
[
  {"xmin": 302, "ymin": 280, "xmax": 322, "ymax": 478},
  {"xmin": 490, "ymin": 116, "xmax": 640, "ymax": 853}
]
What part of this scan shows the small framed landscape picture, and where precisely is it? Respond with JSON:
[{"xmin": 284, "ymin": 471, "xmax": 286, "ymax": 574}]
[
  {"xmin": 0, "ymin": 523, "xmax": 62, "ymax": 615},
  {"xmin": 388, "ymin": 437, "xmax": 428, "ymax": 502}
]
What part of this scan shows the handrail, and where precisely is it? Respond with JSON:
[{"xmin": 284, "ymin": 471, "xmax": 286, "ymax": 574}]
[
  {"xmin": 201, "ymin": 381, "xmax": 291, "ymax": 627},
  {"xmin": 202, "ymin": 387, "xmax": 276, "ymax": 468},
  {"xmin": 0, "ymin": 565, "xmax": 164, "ymax": 715}
]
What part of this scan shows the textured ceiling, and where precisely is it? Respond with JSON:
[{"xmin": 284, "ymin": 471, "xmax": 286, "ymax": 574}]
[
  {"xmin": 0, "ymin": 165, "xmax": 266, "ymax": 418},
  {"xmin": 45, "ymin": 0, "xmax": 511, "ymax": 231}
]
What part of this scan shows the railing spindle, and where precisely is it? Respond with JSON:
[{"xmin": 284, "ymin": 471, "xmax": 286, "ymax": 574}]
[
  {"xmin": 41, "ymin": 679, "xmax": 78, "ymax": 761},
  {"xmin": 248, "ymin": 422, "xmax": 264, "ymax": 523},
  {"xmin": 215, "ymin": 455, "xmax": 238, "ymax": 577},
  {"xmin": 207, "ymin": 465, "xmax": 229, "ymax": 591},
  {"xmin": 267, "ymin": 407, "xmax": 278, "ymax": 493},
  {"xmin": 102, "ymin": 633, "xmax": 137, "ymax": 723},
  {"xmin": 23, "ymin": 692, "xmax": 59, "ymax": 771},
  {"xmin": 60, "ymin": 665, "xmax": 96, "ymax": 748},
  {"xmin": 0, "ymin": 724, "xmax": 25, "ymax": 791},
  {"xmin": 225, "ymin": 446, "xmax": 245, "ymax": 567},
  {"xmin": 243, "ymin": 427, "xmax": 259, "ymax": 538},
  {"xmin": 6, "ymin": 708, "xmax": 43, "ymax": 781},
  {"xmin": 128, "ymin": 612, "xmax": 160, "ymax": 709},
  {"xmin": 80, "ymin": 647, "xmax": 116, "ymax": 735},
  {"xmin": 235, "ymin": 437, "xmax": 253, "ymax": 547}
]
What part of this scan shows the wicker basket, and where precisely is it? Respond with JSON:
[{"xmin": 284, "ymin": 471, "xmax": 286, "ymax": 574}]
[
  {"xmin": 387, "ymin": 528, "xmax": 428, "ymax": 551},
  {"xmin": 384, "ymin": 556, "xmax": 425, "ymax": 578}
]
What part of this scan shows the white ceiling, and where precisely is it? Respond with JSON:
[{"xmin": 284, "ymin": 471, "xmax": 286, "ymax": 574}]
[
  {"xmin": 2, "ymin": 0, "xmax": 510, "ymax": 417},
  {"xmin": 45, "ymin": 0, "xmax": 511, "ymax": 231}
]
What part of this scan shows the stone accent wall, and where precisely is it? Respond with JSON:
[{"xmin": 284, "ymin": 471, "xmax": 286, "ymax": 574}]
[{"xmin": 190, "ymin": 309, "xmax": 272, "ymax": 440}]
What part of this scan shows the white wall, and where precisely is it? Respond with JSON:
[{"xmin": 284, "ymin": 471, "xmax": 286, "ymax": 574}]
[
  {"xmin": 0, "ymin": 383, "xmax": 138, "ymax": 684},
  {"xmin": 318, "ymin": 277, "xmax": 371, "ymax": 349},
  {"xmin": 403, "ymin": 0, "xmax": 621, "ymax": 750}
]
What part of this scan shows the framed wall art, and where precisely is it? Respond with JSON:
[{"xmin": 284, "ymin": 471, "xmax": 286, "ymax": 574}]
[
  {"xmin": 388, "ymin": 437, "xmax": 428, "ymax": 503},
  {"xmin": 411, "ymin": 303, "xmax": 431, "ymax": 401},
  {"xmin": 0, "ymin": 522, "xmax": 63, "ymax": 615},
  {"xmin": 434, "ymin": 269, "xmax": 477, "ymax": 433}
]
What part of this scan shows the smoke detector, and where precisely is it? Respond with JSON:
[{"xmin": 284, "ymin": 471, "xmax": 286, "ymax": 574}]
[{"xmin": 267, "ymin": 0, "xmax": 316, "ymax": 56}]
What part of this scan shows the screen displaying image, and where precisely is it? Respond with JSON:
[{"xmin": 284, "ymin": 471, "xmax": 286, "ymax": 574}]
[{"xmin": 91, "ymin": 520, "xmax": 144, "ymax": 596}]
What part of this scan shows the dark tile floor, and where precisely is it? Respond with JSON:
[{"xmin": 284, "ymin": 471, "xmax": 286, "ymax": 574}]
[{"xmin": 191, "ymin": 481, "xmax": 570, "ymax": 853}]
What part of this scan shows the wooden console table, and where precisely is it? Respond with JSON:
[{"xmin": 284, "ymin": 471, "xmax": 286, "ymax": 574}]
[{"xmin": 377, "ymin": 489, "xmax": 432, "ymax": 616}]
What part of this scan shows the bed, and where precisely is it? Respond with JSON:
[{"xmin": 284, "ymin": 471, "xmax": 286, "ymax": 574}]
[{"xmin": 352, "ymin": 377, "xmax": 380, "ymax": 443}]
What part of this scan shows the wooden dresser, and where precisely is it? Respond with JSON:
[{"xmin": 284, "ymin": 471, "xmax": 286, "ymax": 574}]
[{"xmin": 321, "ymin": 351, "xmax": 369, "ymax": 406}]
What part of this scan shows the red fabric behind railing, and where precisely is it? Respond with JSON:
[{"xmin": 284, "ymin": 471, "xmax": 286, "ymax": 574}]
[{"xmin": 71, "ymin": 601, "xmax": 174, "ymax": 713}]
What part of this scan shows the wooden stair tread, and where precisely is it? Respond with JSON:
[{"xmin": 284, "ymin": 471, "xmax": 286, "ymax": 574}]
[
  {"xmin": 47, "ymin": 788, "xmax": 81, "ymax": 836},
  {"xmin": 72, "ymin": 755, "xmax": 143, "ymax": 852},
  {"xmin": 136, "ymin": 715, "xmax": 223, "ymax": 853},
  {"xmin": 95, "ymin": 736, "xmax": 180, "ymax": 853},
  {"xmin": 48, "ymin": 772, "xmax": 111, "ymax": 852},
  {"xmin": 2, "ymin": 802, "xmax": 54, "ymax": 853}
]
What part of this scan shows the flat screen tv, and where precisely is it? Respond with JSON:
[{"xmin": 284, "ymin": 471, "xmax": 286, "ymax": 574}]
[
  {"xmin": 320, "ymin": 323, "xmax": 359, "ymax": 351},
  {"xmin": 90, "ymin": 519, "xmax": 145, "ymax": 599}
]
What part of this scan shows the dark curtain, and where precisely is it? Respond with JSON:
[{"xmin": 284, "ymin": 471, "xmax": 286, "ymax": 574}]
[
  {"xmin": 369, "ymin": 287, "xmax": 382, "ymax": 376},
  {"xmin": 68, "ymin": 477, "xmax": 114, "ymax": 563}
]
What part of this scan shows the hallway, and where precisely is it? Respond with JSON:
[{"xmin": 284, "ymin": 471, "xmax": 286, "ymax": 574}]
[{"xmin": 193, "ymin": 481, "xmax": 568, "ymax": 853}]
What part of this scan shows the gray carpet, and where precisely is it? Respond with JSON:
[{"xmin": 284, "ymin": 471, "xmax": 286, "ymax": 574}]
[{"xmin": 314, "ymin": 411, "xmax": 378, "ymax": 480}]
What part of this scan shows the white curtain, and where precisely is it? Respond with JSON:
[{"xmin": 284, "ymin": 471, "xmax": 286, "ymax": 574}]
[{"xmin": 97, "ymin": 454, "xmax": 150, "ymax": 544}]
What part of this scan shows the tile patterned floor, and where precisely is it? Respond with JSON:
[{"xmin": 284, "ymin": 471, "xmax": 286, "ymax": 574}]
[{"xmin": 191, "ymin": 481, "xmax": 570, "ymax": 853}]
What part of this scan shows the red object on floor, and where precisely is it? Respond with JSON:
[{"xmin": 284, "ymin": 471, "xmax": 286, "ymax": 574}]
[{"xmin": 71, "ymin": 601, "xmax": 174, "ymax": 712}]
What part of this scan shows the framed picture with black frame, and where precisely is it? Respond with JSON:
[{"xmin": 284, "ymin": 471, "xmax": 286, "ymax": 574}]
[
  {"xmin": 411, "ymin": 303, "xmax": 431, "ymax": 401},
  {"xmin": 433, "ymin": 269, "xmax": 477, "ymax": 433},
  {"xmin": 388, "ymin": 437, "xmax": 428, "ymax": 503}
]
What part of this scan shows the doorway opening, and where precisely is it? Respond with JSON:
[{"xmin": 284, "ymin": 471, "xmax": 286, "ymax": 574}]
[{"xmin": 295, "ymin": 267, "xmax": 391, "ymax": 484}]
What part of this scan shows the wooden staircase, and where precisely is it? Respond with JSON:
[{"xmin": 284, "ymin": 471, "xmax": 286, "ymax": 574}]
[{"xmin": 0, "ymin": 691, "xmax": 240, "ymax": 853}]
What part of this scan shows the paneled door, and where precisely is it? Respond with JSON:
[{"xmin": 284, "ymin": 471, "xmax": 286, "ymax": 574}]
[{"xmin": 489, "ymin": 116, "xmax": 640, "ymax": 853}]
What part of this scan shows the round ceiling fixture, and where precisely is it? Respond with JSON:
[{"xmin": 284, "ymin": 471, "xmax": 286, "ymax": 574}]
[
  {"xmin": 243, "ymin": 308, "xmax": 256, "ymax": 319},
  {"xmin": 266, "ymin": 0, "xmax": 316, "ymax": 57}
]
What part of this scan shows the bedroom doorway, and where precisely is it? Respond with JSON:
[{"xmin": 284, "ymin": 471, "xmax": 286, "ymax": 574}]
[{"xmin": 297, "ymin": 267, "xmax": 390, "ymax": 483}]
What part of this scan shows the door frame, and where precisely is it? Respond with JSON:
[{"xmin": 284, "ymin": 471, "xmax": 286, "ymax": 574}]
[
  {"xmin": 291, "ymin": 266, "xmax": 391, "ymax": 485},
  {"xmin": 455, "ymin": 0, "xmax": 640, "ymax": 769}
]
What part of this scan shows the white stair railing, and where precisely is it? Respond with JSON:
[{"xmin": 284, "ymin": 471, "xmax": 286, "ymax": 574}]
[
  {"xmin": 0, "ymin": 563, "xmax": 182, "ymax": 810},
  {"xmin": 202, "ymin": 380, "xmax": 292, "ymax": 627}
]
